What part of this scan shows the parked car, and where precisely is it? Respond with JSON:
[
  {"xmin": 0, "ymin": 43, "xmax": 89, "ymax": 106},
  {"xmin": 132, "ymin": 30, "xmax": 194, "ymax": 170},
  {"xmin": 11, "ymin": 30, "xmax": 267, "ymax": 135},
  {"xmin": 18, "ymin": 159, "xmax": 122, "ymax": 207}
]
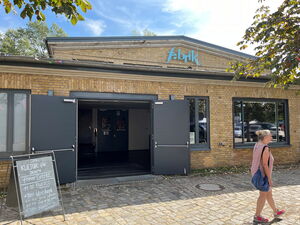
[
  {"xmin": 244, "ymin": 122, "xmax": 285, "ymax": 141},
  {"xmin": 189, "ymin": 121, "xmax": 207, "ymax": 143},
  {"xmin": 278, "ymin": 127, "xmax": 285, "ymax": 141},
  {"xmin": 234, "ymin": 126, "xmax": 242, "ymax": 138},
  {"xmin": 244, "ymin": 124, "xmax": 262, "ymax": 141}
]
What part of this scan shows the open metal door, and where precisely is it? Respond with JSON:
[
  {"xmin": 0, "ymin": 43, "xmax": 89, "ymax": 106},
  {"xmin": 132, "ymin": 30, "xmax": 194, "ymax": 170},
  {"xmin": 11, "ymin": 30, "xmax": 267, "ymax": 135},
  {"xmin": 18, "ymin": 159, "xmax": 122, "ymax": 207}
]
[
  {"xmin": 31, "ymin": 95, "xmax": 77, "ymax": 184},
  {"xmin": 153, "ymin": 100, "xmax": 190, "ymax": 175}
]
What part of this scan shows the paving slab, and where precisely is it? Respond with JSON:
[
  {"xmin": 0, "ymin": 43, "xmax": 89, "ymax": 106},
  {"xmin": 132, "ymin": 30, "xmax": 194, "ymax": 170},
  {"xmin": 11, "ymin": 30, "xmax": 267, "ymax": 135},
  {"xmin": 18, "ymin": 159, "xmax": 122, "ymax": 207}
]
[
  {"xmin": 75, "ymin": 174, "xmax": 159, "ymax": 187},
  {"xmin": 0, "ymin": 167, "xmax": 299, "ymax": 225}
]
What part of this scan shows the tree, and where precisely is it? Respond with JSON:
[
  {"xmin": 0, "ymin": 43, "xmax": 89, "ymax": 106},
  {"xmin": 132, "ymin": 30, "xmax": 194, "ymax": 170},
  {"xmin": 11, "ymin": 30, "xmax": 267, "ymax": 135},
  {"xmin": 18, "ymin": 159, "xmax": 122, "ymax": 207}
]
[
  {"xmin": 0, "ymin": 0, "xmax": 92, "ymax": 24},
  {"xmin": 0, "ymin": 21, "xmax": 67, "ymax": 57},
  {"xmin": 243, "ymin": 102, "xmax": 275, "ymax": 141},
  {"xmin": 131, "ymin": 29, "xmax": 157, "ymax": 36},
  {"xmin": 228, "ymin": 0, "xmax": 300, "ymax": 89}
]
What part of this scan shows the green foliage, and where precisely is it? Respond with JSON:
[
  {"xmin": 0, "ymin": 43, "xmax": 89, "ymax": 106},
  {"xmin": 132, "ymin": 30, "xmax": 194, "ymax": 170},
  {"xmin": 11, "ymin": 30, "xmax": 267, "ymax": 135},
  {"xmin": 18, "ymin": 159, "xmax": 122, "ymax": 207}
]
[
  {"xmin": 0, "ymin": 0, "xmax": 92, "ymax": 24},
  {"xmin": 0, "ymin": 192, "xmax": 6, "ymax": 199},
  {"xmin": 191, "ymin": 166, "xmax": 250, "ymax": 176},
  {"xmin": 0, "ymin": 21, "xmax": 67, "ymax": 57},
  {"xmin": 228, "ymin": 0, "xmax": 300, "ymax": 88},
  {"xmin": 242, "ymin": 102, "xmax": 276, "ymax": 141}
]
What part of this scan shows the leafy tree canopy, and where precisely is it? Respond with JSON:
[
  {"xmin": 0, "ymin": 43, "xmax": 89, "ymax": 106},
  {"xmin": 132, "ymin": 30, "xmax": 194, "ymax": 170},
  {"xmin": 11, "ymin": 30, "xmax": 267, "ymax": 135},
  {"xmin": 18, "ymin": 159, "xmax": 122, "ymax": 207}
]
[
  {"xmin": 0, "ymin": 21, "xmax": 67, "ymax": 57},
  {"xmin": 228, "ymin": 0, "xmax": 300, "ymax": 89},
  {"xmin": 0, "ymin": 0, "xmax": 92, "ymax": 25}
]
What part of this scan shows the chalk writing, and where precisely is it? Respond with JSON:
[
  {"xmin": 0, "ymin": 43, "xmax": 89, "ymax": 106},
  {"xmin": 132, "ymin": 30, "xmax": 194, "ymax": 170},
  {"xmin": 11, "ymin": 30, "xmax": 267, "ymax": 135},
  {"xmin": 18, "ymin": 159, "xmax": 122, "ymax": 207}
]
[{"xmin": 16, "ymin": 156, "xmax": 60, "ymax": 218}]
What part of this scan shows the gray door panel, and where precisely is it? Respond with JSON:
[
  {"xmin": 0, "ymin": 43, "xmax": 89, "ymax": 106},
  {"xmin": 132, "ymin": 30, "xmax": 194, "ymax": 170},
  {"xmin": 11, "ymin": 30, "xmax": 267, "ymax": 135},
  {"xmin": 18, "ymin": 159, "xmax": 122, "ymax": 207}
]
[
  {"xmin": 153, "ymin": 100, "xmax": 190, "ymax": 175},
  {"xmin": 31, "ymin": 95, "xmax": 76, "ymax": 184},
  {"xmin": 54, "ymin": 151, "xmax": 76, "ymax": 184},
  {"xmin": 154, "ymin": 146, "xmax": 189, "ymax": 174},
  {"xmin": 154, "ymin": 101, "xmax": 189, "ymax": 145}
]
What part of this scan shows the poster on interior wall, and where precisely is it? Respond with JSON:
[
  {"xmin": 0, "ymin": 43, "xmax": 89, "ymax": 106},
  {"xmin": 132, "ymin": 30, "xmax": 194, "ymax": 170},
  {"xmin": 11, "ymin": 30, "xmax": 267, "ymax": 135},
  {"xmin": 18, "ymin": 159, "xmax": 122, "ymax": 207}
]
[
  {"xmin": 116, "ymin": 118, "xmax": 126, "ymax": 131},
  {"xmin": 101, "ymin": 117, "xmax": 111, "ymax": 131}
]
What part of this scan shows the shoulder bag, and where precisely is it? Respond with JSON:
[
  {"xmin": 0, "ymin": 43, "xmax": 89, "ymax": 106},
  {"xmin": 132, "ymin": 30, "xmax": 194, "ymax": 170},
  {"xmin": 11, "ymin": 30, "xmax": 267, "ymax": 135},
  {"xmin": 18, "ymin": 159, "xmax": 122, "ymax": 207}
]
[{"xmin": 251, "ymin": 145, "xmax": 270, "ymax": 192}]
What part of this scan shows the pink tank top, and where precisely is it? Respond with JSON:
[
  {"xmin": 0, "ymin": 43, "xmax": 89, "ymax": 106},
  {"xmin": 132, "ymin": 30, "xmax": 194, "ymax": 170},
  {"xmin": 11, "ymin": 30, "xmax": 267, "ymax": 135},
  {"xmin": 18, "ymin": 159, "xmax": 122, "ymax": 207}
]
[{"xmin": 251, "ymin": 142, "xmax": 274, "ymax": 177}]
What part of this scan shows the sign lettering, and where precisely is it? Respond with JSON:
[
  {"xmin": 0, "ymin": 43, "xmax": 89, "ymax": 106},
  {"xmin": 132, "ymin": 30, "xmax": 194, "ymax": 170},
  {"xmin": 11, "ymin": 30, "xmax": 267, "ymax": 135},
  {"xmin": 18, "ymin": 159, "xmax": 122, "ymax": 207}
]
[
  {"xmin": 167, "ymin": 48, "xmax": 200, "ymax": 65},
  {"xmin": 16, "ymin": 156, "xmax": 60, "ymax": 218}
]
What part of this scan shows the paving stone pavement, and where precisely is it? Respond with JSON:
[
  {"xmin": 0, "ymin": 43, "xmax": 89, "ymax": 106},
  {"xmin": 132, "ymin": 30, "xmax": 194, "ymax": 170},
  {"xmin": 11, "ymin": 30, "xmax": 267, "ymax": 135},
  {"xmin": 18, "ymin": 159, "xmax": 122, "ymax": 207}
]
[{"xmin": 1, "ymin": 167, "xmax": 299, "ymax": 225}]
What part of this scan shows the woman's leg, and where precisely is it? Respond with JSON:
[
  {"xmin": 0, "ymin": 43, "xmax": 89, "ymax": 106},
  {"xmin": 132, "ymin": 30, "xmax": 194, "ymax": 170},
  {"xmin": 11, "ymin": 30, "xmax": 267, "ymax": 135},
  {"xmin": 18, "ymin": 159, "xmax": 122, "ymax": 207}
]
[
  {"xmin": 266, "ymin": 189, "xmax": 277, "ymax": 213},
  {"xmin": 255, "ymin": 191, "xmax": 267, "ymax": 216}
]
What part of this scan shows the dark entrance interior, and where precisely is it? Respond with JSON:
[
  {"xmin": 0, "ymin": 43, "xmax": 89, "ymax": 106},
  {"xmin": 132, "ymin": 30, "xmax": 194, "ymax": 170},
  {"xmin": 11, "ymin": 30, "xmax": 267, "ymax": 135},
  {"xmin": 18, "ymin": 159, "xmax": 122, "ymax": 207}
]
[{"xmin": 77, "ymin": 100, "xmax": 151, "ymax": 179}]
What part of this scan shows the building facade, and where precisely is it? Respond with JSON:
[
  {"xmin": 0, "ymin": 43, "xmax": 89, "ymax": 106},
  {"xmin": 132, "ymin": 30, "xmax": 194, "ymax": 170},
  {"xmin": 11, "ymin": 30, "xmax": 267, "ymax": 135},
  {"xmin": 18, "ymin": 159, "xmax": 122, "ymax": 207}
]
[{"xmin": 0, "ymin": 36, "xmax": 299, "ymax": 185}]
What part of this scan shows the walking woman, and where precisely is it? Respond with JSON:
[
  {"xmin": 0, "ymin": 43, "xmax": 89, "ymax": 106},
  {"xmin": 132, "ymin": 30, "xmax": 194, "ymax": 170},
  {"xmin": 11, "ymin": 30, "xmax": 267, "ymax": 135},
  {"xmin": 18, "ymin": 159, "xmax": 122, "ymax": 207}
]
[{"xmin": 251, "ymin": 130, "xmax": 285, "ymax": 224}]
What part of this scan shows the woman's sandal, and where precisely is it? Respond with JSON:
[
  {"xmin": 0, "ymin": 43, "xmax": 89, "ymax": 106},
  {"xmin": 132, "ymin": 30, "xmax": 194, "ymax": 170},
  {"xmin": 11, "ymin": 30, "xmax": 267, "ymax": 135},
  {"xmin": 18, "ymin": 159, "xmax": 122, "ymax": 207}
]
[
  {"xmin": 253, "ymin": 215, "xmax": 269, "ymax": 224},
  {"xmin": 274, "ymin": 209, "xmax": 285, "ymax": 218}
]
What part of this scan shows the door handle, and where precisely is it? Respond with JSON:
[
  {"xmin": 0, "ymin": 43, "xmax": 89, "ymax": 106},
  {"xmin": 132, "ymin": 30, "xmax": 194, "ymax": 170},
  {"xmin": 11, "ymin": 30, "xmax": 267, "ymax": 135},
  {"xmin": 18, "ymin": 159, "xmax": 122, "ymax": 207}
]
[
  {"xmin": 94, "ymin": 128, "xmax": 98, "ymax": 137},
  {"xmin": 154, "ymin": 141, "xmax": 189, "ymax": 148}
]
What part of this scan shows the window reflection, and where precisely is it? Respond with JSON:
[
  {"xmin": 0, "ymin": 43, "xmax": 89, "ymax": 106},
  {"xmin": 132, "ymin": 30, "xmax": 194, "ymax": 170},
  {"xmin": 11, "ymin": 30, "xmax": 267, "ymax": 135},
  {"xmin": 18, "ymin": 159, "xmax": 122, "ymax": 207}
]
[
  {"xmin": 234, "ymin": 100, "xmax": 288, "ymax": 145},
  {"xmin": 234, "ymin": 101, "xmax": 243, "ymax": 143},
  {"xmin": 198, "ymin": 99, "xmax": 207, "ymax": 143},
  {"xmin": 189, "ymin": 99, "xmax": 196, "ymax": 144},
  {"xmin": 278, "ymin": 102, "xmax": 286, "ymax": 142},
  {"xmin": 13, "ymin": 93, "xmax": 27, "ymax": 151},
  {"xmin": 0, "ymin": 93, "xmax": 7, "ymax": 152},
  {"xmin": 187, "ymin": 97, "xmax": 209, "ymax": 146}
]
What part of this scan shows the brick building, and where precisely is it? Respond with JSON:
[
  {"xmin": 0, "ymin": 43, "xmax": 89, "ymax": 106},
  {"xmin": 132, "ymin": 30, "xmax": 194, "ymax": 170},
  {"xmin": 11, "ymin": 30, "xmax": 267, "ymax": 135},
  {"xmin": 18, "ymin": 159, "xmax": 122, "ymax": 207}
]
[{"xmin": 0, "ymin": 36, "xmax": 299, "ymax": 185}]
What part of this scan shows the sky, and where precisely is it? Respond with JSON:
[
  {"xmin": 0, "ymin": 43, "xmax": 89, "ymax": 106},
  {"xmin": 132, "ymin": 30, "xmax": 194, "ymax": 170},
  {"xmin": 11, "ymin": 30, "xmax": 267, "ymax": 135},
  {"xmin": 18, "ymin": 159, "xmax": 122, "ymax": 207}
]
[{"xmin": 0, "ymin": 0, "xmax": 282, "ymax": 55}]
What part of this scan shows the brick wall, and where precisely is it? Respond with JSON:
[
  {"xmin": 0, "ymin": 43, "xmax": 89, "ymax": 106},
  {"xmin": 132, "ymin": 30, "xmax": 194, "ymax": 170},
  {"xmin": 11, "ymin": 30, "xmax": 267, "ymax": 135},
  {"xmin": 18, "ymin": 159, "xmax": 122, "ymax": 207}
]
[
  {"xmin": 53, "ymin": 46, "xmax": 234, "ymax": 72},
  {"xmin": 0, "ymin": 72, "xmax": 300, "ymax": 185},
  {"xmin": 0, "ymin": 161, "xmax": 11, "ymax": 189}
]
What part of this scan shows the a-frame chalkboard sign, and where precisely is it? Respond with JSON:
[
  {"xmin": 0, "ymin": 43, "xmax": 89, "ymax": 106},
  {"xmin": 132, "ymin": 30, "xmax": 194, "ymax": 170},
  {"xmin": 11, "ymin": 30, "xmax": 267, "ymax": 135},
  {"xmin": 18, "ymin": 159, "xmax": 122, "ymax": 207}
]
[{"xmin": 9, "ymin": 151, "xmax": 66, "ymax": 224}]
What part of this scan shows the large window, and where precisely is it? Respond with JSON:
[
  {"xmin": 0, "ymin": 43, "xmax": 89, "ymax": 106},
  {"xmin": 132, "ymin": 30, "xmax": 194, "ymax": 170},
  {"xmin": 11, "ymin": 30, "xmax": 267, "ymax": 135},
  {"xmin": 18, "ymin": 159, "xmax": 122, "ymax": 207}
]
[
  {"xmin": 0, "ymin": 90, "xmax": 29, "ymax": 156},
  {"xmin": 233, "ymin": 98, "xmax": 289, "ymax": 146},
  {"xmin": 185, "ymin": 97, "xmax": 210, "ymax": 149},
  {"xmin": 0, "ymin": 93, "xmax": 7, "ymax": 152}
]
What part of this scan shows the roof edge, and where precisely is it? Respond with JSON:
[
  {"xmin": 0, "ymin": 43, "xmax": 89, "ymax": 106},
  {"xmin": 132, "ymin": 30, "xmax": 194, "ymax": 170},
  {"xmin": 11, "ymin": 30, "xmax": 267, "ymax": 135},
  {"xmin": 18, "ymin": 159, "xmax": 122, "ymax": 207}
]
[
  {"xmin": 45, "ymin": 35, "xmax": 256, "ymax": 59},
  {"xmin": 0, "ymin": 55, "xmax": 271, "ymax": 84}
]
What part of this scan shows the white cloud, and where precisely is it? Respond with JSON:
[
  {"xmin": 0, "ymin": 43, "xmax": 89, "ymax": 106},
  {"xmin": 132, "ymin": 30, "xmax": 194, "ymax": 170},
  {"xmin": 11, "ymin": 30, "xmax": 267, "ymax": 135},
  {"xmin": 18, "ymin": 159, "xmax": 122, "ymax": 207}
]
[
  {"xmin": 92, "ymin": 1, "xmax": 148, "ymax": 32},
  {"xmin": 155, "ymin": 29, "xmax": 178, "ymax": 36},
  {"xmin": 163, "ymin": 0, "xmax": 282, "ymax": 55},
  {"xmin": 0, "ymin": 27, "xmax": 8, "ymax": 34},
  {"xmin": 85, "ymin": 19, "xmax": 106, "ymax": 36}
]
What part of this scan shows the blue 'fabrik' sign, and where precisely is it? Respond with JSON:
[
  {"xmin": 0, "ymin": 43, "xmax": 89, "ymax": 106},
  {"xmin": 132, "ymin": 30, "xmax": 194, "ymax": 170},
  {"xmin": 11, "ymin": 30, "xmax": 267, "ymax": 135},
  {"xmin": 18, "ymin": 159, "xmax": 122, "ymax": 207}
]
[{"xmin": 166, "ymin": 48, "xmax": 200, "ymax": 65}]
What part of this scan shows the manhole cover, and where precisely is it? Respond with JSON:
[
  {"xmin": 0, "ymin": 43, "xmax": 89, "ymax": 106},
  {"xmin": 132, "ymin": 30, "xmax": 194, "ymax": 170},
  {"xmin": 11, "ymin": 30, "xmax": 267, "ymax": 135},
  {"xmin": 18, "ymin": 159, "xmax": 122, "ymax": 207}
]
[{"xmin": 195, "ymin": 183, "xmax": 225, "ymax": 191}]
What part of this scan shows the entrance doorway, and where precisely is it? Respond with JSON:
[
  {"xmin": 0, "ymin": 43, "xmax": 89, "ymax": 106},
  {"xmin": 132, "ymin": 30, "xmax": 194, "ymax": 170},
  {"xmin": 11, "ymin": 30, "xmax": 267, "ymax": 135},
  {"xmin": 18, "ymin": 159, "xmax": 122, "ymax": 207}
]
[
  {"xmin": 31, "ymin": 93, "xmax": 190, "ymax": 184},
  {"xmin": 77, "ymin": 100, "xmax": 151, "ymax": 179}
]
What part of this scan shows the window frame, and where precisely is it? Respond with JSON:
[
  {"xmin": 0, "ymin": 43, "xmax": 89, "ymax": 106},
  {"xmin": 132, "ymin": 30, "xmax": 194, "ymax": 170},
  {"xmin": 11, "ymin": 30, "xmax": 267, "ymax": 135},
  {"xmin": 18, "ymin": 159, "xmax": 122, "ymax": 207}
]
[
  {"xmin": 0, "ymin": 89, "xmax": 30, "ymax": 158},
  {"xmin": 232, "ymin": 97, "xmax": 290, "ymax": 149},
  {"xmin": 185, "ymin": 96, "xmax": 210, "ymax": 151}
]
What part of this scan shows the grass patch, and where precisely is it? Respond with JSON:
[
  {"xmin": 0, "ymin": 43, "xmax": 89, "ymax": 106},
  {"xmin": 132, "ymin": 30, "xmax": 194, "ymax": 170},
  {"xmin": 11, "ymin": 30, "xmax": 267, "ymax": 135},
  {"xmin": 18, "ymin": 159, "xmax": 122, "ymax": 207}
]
[
  {"xmin": 191, "ymin": 165, "xmax": 250, "ymax": 176},
  {"xmin": 0, "ymin": 192, "xmax": 6, "ymax": 199},
  {"xmin": 163, "ymin": 163, "xmax": 300, "ymax": 179},
  {"xmin": 273, "ymin": 163, "xmax": 300, "ymax": 170}
]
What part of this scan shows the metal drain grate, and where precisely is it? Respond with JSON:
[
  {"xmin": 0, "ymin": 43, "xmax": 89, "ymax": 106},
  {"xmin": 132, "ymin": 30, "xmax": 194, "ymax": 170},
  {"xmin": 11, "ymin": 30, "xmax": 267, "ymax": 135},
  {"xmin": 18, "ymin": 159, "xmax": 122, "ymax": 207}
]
[{"xmin": 195, "ymin": 183, "xmax": 225, "ymax": 191}]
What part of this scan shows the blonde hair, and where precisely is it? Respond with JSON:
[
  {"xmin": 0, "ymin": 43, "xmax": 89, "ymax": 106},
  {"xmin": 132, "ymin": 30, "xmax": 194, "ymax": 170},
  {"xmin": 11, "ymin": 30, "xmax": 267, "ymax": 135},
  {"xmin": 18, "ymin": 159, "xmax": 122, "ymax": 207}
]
[{"xmin": 255, "ymin": 130, "xmax": 271, "ymax": 141}]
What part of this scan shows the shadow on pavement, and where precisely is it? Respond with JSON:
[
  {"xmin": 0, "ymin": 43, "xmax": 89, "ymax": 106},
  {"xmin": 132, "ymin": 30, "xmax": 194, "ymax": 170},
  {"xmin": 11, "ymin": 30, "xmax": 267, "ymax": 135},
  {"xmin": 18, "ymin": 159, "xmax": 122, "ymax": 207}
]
[{"xmin": 241, "ymin": 218, "xmax": 283, "ymax": 225}]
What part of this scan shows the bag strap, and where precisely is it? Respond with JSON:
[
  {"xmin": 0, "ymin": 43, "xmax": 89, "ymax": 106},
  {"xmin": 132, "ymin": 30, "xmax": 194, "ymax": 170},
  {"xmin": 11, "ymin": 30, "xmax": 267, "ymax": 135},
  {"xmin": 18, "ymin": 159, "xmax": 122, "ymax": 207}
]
[{"xmin": 260, "ymin": 145, "xmax": 270, "ymax": 167}]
